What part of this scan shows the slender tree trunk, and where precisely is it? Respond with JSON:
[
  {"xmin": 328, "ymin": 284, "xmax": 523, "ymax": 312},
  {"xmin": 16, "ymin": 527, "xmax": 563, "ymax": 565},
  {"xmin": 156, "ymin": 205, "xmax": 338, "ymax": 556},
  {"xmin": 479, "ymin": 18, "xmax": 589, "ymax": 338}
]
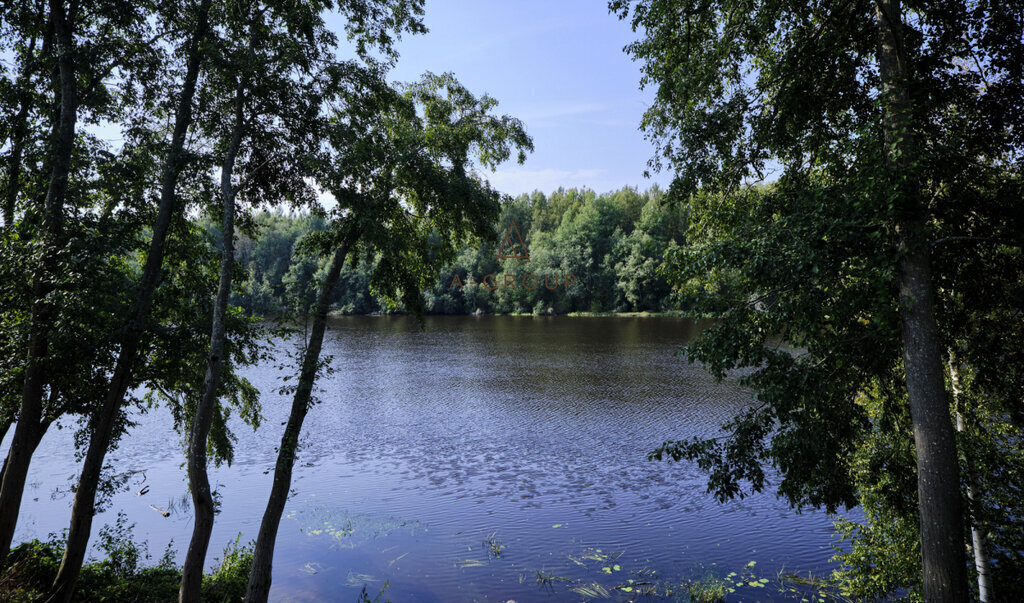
[
  {"xmin": 0, "ymin": 0, "xmax": 77, "ymax": 568},
  {"xmin": 0, "ymin": 420, "xmax": 7, "ymax": 485},
  {"xmin": 0, "ymin": 416, "xmax": 50, "ymax": 504},
  {"xmin": 245, "ymin": 237, "xmax": 356, "ymax": 603},
  {"xmin": 0, "ymin": 397, "xmax": 55, "ymax": 506},
  {"xmin": 48, "ymin": 2, "xmax": 212, "ymax": 599},
  {"xmin": 948, "ymin": 355, "xmax": 993, "ymax": 602},
  {"xmin": 179, "ymin": 76, "xmax": 246, "ymax": 603},
  {"xmin": 874, "ymin": 1, "xmax": 967, "ymax": 600}
]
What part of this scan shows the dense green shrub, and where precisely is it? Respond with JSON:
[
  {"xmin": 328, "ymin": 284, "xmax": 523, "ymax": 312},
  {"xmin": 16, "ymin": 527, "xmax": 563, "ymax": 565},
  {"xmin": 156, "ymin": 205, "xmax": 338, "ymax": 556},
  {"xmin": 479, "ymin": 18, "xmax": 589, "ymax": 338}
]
[{"xmin": 0, "ymin": 517, "xmax": 254, "ymax": 602}]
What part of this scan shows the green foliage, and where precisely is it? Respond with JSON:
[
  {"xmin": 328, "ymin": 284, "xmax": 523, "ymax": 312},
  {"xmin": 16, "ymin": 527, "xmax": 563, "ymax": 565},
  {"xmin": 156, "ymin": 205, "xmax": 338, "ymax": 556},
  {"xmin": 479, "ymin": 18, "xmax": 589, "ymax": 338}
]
[
  {"xmin": 357, "ymin": 580, "xmax": 391, "ymax": 603},
  {"xmin": 832, "ymin": 367, "xmax": 1024, "ymax": 601},
  {"xmin": 0, "ymin": 537, "xmax": 64, "ymax": 601},
  {"xmin": 142, "ymin": 219, "xmax": 267, "ymax": 468},
  {"xmin": 830, "ymin": 384, "xmax": 923, "ymax": 600},
  {"xmin": 614, "ymin": 0, "xmax": 1024, "ymax": 597},
  {"xmin": 0, "ymin": 528, "xmax": 254, "ymax": 602},
  {"xmin": 229, "ymin": 185, "xmax": 681, "ymax": 317},
  {"xmin": 96, "ymin": 513, "xmax": 143, "ymax": 578},
  {"xmin": 650, "ymin": 182, "xmax": 890, "ymax": 511},
  {"xmin": 202, "ymin": 536, "xmax": 256, "ymax": 602},
  {"xmin": 685, "ymin": 575, "xmax": 729, "ymax": 603},
  {"xmin": 684, "ymin": 561, "xmax": 769, "ymax": 602},
  {"xmin": 482, "ymin": 532, "xmax": 503, "ymax": 559}
]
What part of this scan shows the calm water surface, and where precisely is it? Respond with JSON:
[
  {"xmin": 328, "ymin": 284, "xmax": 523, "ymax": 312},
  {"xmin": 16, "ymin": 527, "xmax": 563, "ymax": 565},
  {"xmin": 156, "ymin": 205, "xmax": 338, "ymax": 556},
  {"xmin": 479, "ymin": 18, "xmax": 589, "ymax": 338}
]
[{"xmin": 12, "ymin": 316, "xmax": 846, "ymax": 601}]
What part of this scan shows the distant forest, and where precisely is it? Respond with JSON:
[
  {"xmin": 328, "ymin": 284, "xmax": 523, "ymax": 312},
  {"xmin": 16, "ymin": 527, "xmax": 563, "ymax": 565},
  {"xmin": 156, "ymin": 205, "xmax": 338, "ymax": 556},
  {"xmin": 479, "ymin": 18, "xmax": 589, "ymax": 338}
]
[{"xmin": 217, "ymin": 186, "xmax": 685, "ymax": 316}]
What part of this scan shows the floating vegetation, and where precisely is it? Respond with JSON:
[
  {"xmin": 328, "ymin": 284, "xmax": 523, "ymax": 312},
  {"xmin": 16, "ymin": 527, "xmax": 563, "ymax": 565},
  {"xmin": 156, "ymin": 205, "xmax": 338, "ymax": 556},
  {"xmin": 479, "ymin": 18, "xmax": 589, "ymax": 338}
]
[
  {"xmin": 345, "ymin": 571, "xmax": 378, "ymax": 588},
  {"xmin": 570, "ymin": 581, "xmax": 610, "ymax": 598},
  {"xmin": 615, "ymin": 578, "xmax": 658, "ymax": 596},
  {"xmin": 286, "ymin": 506, "xmax": 420, "ymax": 549},
  {"xmin": 536, "ymin": 570, "xmax": 571, "ymax": 590},
  {"xmin": 356, "ymin": 581, "xmax": 390, "ymax": 603},
  {"xmin": 483, "ymin": 532, "xmax": 504, "ymax": 559},
  {"xmin": 568, "ymin": 546, "xmax": 622, "ymax": 568},
  {"xmin": 683, "ymin": 560, "xmax": 771, "ymax": 602},
  {"xmin": 456, "ymin": 558, "xmax": 487, "ymax": 568},
  {"xmin": 776, "ymin": 570, "xmax": 841, "ymax": 602}
]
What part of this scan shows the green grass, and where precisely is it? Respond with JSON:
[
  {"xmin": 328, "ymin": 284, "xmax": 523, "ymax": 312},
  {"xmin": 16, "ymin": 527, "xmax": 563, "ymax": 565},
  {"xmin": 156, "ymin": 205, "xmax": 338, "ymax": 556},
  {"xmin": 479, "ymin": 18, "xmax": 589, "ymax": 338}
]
[
  {"xmin": 685, "ymin": 575, "xmax": 731, "ymax": 602},
  {"xmin": 1, "ymin": 522, "xmax": 254, "ymax": 602}
]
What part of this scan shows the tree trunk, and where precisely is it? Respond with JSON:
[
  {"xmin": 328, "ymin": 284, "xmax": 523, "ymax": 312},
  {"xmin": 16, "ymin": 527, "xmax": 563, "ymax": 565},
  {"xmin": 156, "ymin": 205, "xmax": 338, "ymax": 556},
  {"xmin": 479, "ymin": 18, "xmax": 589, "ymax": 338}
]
[
  {"xmin": 47, "ymin": 2, "xmax": 212, "ymax": 600},
  {"xmin": 0, "ymin": 419, "xmax": 10, "ymax": 481},
  {"xmin": 1, "ymin": 417, "xmax": 53, "ymax": 484},
  {"xmin": 179, "ymin": 76, "xmax": 246, "ymax": 603},
  {"xmin": 245, "ymin": 237, "xmax": 356, "ymax": 603},
  {"xmin": 948, "ymin": 356, "xmax": 993, "ymax": 602},
  {"xmin": 874, "ymin": 1, "xmax": 968, "ymax": 600},
  {"xmin": 0, "ymin": 0, "xmax": 77, "ymax": 568}
]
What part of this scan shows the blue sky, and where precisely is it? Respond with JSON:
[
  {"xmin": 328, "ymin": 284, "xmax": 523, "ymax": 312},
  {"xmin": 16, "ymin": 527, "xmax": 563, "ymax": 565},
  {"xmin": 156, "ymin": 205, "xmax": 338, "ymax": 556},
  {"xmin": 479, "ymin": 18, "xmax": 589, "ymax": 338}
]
[{"xmin": 336, "ymin": 0, "xmax": 672, "ymax": 197}]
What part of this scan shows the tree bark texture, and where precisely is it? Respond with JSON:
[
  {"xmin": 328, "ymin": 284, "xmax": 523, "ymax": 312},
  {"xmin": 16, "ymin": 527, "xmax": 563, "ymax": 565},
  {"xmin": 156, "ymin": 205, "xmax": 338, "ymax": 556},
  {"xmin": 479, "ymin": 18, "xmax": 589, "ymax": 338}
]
[{"xmin": 875, "ymin": 0, "xmax": 968, "ymax": 600}]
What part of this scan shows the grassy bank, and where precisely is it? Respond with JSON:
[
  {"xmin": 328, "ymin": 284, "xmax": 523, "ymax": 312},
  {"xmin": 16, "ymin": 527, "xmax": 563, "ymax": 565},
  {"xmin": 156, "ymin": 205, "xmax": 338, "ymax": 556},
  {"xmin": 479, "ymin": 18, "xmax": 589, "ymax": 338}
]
[{"xmin": 0, "ymin": 518, "xmax": 251, "ymax": 602}]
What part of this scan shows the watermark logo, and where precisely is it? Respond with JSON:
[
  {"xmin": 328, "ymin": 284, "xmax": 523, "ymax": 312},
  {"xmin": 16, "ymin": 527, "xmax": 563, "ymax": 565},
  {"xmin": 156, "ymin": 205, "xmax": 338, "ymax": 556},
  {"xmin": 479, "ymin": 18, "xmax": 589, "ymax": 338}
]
[
  {"xmin": 449, "ymin": 219, "xmax": 576, "ymax": 291},
  {"xmin": 497, "ymin": 220, "xmax": 529, "ymax": 263}
]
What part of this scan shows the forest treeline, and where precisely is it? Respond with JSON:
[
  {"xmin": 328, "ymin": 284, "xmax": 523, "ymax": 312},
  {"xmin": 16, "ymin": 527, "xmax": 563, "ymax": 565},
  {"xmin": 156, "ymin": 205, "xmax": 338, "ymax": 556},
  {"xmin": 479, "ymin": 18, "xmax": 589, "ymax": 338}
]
[{"xmin": 225, "ymin": 185, "xmax": 685, "ymax": 316}]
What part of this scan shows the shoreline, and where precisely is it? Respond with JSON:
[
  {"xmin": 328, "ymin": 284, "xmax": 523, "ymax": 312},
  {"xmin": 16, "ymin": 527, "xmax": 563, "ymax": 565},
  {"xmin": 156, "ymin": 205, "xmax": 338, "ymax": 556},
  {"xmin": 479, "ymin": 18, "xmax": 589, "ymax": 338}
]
[{"xmin": 326, "ymin": 310, "xmax": 689, "ymax": 319}]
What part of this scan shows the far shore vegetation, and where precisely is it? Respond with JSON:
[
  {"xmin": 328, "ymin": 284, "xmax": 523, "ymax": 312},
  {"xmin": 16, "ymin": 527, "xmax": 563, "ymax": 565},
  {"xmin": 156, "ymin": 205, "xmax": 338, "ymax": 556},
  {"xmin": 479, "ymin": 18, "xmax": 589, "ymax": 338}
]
[{"xmin": 230, "ymin": 186, "xmax": 685, "ymax": 318}]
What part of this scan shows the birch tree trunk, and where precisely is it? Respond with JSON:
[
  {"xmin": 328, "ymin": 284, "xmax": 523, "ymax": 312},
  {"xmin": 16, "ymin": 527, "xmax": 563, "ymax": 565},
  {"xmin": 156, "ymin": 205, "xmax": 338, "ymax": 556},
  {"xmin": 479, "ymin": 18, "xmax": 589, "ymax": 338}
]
[
  {"xmin": 179, "ymin": 75, "xmax": 246, "ymax": 603},
  {"xmin": 948, "ymin": 355, "xmax": 993, "ymax": 602}
]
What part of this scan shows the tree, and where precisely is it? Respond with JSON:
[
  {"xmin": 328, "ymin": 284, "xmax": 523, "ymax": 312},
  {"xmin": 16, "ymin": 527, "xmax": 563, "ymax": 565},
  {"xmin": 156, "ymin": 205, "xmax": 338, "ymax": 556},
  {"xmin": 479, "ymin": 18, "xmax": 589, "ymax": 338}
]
[
  {"xmin": 0, "ymin": 0, "xmax": 166, "ymax": 569},
  {"xmin": 48, "ymin": 0, "xmax": 215, "ymax": 597},
  {"xmin": 177, "ymin": 0, "xmax": 357, "ymax": 596},
  {"xmin": 0, "ymin": 0, "xmax": 82, "ymax": 565},
  {"xmin": 612, "ymin": 0, "xmax": 1023, "ymax": 599},
  {"xmin": 180, "ymin": 7, "xmax": 428, "ymax": 597},
  {"xmin": 611, "ymin": 196, "xmax": 679, "ymax": 311},
  {"xmin": 243, "ymin": 71, "xmax": 531, "ymax": 602}
]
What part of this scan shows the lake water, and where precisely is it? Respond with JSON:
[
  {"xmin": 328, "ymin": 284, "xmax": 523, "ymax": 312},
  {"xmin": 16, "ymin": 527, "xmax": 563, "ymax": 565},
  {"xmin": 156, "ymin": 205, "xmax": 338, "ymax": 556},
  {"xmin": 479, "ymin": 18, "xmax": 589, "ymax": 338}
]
[{"xmin": 11, "ymin": 316, "xmax": 846, "ymax": 601}]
